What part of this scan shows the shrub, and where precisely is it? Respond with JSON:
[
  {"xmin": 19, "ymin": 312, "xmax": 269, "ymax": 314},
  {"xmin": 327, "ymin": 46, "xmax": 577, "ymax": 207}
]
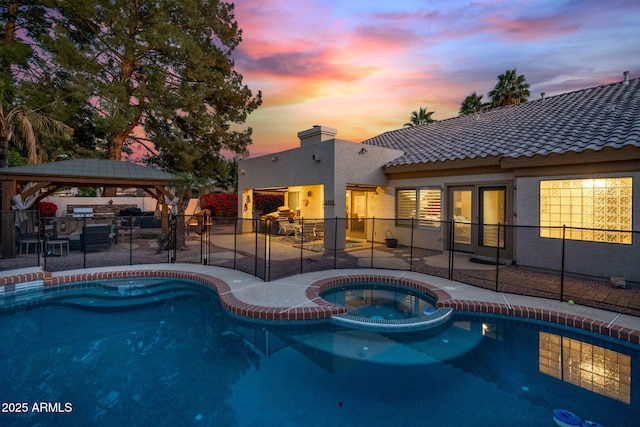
[
  {"xmin": 201, "ymin": 193, "xmax": 238, "ymax": 217},
  {"xmin": 201, "ymin": 193, "xmax": 285, "ymax": 217},
  {"xmin": 38, "ymin": 201, "xmax": 58, "ymax": 217},
  {"xmin": 254, "ymin": 194, "xmax": 284, "ymax": 214}
]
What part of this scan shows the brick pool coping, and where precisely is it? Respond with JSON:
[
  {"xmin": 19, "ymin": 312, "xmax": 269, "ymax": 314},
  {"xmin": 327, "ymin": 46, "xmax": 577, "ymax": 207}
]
[{"xmin": 2, "ymin": 269, "xmax": 639, "ymax": 345}]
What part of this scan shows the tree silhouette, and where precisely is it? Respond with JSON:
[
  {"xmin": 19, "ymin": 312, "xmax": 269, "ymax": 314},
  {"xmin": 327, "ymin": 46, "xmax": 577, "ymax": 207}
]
[
  {"xmin": 459, "ymin": 92, "xmax": 490, "ymax": 115},
  {"xmin": 404, "ymin": 106, "xmax": 436, "ymax": 127},
  {"xmin": 489, "ymin": 69, "xmax": 530, "ymax": 107}
]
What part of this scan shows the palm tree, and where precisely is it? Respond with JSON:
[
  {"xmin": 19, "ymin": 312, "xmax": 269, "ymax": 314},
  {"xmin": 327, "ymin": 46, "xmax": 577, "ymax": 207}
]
[
  {"xmin": 0, "ymin": 100, "xmax": 72, "ymax": 168},
  {"xmin": 404, "ymin": 106, "xmax": 436, "ymax": 127},
  {"xmin": 459, "ymin": 92, "xmax": 490, "ymax": 115},
  {"xmin": 488, "ymin": 69, "xmax": 530, "ymax": 108}
]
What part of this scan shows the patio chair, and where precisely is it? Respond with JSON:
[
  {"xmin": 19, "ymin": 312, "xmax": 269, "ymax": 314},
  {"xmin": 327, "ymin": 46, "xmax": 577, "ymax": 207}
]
[
  {"xmin": 278, "ymin": 216, "xmax": 297, "ymax": 235},
  {"xmin": 15, "ymin": 225, "xmax": 43, "ymax": 254},
  {"xmin": 82, "ymin": 224, "xmax": 112, "ymax": 252},
  {"xmin": 294, "ymin": 221, "xmax": 317, "ymax": 241}
]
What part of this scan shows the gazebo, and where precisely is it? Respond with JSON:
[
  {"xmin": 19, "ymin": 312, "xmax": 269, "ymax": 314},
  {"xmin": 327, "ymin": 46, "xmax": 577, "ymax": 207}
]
[{"xmin": 0, "ymin": 158, "xmax": 182, "ymax": 258}]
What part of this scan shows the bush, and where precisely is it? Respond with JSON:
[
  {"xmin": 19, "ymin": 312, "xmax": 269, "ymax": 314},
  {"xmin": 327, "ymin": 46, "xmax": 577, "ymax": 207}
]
[
  {"xmin": 254, "ymin": 194, "xmax": 284, "ymax": 214},
  {"xmin": 38, "ymin": 201, "xmax": 58, "ymax": 217},
  {"xmin": 201, "ymin": 193, "xmax": 238, "ymax": 217},
  {"xmin": 201, "ymin": 193, "xmax": 284, "ymax": 217}
]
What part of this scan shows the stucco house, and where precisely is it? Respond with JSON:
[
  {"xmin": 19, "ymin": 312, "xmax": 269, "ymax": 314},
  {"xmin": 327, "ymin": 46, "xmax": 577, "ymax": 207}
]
[{"xmin": 238, "ymin": 73, "xmax": 640, "ymax": 283}]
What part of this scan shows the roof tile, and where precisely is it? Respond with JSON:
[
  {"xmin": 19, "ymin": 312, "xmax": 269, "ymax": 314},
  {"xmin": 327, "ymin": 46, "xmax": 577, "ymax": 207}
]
[{"xmin": 364, "ymin": 78, "xmax": 640, "ymax": 167}]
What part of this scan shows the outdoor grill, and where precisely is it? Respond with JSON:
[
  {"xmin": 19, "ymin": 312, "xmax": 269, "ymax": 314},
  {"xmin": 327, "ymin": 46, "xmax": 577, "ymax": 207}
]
[{"xmin": 72, "ymin": 207, "xmax": 94, "ymax": 218}]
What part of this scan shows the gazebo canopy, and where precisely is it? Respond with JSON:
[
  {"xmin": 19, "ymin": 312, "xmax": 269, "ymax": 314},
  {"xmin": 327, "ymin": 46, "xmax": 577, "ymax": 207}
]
[{"xmin": 0, "ymin": 158, "xmax": 182, "ymax": 258}]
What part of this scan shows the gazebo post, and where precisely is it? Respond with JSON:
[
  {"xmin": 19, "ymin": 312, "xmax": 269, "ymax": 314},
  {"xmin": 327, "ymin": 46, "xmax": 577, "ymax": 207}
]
[{"xmin": 2, "ymin": 179, "xmax": 17, "ymax": 258}]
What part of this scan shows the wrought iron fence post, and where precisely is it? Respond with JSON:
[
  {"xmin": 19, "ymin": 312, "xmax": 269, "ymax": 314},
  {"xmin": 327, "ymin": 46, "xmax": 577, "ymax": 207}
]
[
  {"xmin": 128, "ymin": 215, "xmax": 133, "ymax": 265},
  {"xmin": 370, "ymin": 217, "xmax": 375, "ymax": 269},
  {"xmin": 409, "ymin": 218, "xmax": 415, "ymax": 272},
  {"xmin": 198, "ymin": 213, "xmax": 206, "ymax": 265},
  {"xmin": 167, "ymin": 214, "xmax": 178, "ymax": 264},
  {"xmin": 448, "ymin": 219, "xmax": 454, "ymax": 280},
  {"xmin": 299, "ymin": 217, "xmax": 304, "ymax": 275},
  {"xmin": 560, "ymin": 224, "xmax": 566, "ymax": 301},
  {"xmin": 83, "ymin": 216, "xmax": 87, "ymax": 269},
  {"xmin": 41, "ymin": 217, "xmax": 46, "ymax": 270},
  {"xmin": 265, "ymin": 219, "xmax": 270, "ymax": 282},
  {"xmin": 202, "ymin": 212, "xmax": 208, "ymax": 265},
  {"xmin": 233, "ymin": 218, "xmax": 238, "ymax": 270},
  {"xmin": 495, "ymin": 223, "xmax": 501, "ymax": 292},
  {"xmin": 254, "ymin": 218, "xmax": 259, "ymax": 277},
  {"xmin": 333, "ymin": 216, "xmax": 338, "ymax": 270}
]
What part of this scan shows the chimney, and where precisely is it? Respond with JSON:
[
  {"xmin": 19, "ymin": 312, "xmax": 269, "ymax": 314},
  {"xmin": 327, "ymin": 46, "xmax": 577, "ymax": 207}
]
[
  {"xmin": 623, "ymin": 71, "xmax": 630, "ymax": 84},
  {"xmin": 297, "ymin": 125, "xmax": 337, "ymax": 147},
  {"xmin": 540, "ymin": 92, "xmax": 546, "ymax": 100}
]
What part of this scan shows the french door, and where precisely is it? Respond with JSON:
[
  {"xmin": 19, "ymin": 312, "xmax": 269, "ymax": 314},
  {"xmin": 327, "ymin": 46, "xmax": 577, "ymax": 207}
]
[
  {"xmin": 478, "ymin": 187, "xmax": 506, "ymax": 257},
  {"xmin": 449, "ymin": 187, "xmax": 474, "ymax": 252},
  {"xmin": 347, "ymin": 190, "xmax": 367, "ymax": 239},
  {"xmin": 448, "ymin": 185, "xmax": 509, "ymax": 257}
]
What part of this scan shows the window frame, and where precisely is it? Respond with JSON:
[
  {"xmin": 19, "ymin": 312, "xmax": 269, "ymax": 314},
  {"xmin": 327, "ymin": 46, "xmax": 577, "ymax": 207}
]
[
  {"xmin": 539, "ymin": 177, "xmax": 633, "ymax": 244},
  {"xmin": 396, "ymin": 187, "xmax": 442, "ymax": 229}
]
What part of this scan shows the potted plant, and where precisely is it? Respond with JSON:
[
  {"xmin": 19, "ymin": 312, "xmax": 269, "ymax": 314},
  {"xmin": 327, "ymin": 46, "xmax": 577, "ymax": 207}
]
[{"xmin": 385, "ymin": 230, "xmax": 398, "ymax": 248}]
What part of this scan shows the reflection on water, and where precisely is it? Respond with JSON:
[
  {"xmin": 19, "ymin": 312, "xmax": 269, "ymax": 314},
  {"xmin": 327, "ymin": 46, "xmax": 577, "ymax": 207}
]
[
  {"xmin": 320, "ymin": 284, "xmax": 436, "ymax": 320},
  {"xmin": 539, "ymin": 332, "xmax": 631, "ymax": 403}
]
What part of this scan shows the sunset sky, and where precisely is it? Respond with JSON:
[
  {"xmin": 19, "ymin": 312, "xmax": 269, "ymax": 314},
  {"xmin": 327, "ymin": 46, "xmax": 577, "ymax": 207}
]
[{"xmin": 231, "ymin": 0, "xmax": 640, "ymax": 157}]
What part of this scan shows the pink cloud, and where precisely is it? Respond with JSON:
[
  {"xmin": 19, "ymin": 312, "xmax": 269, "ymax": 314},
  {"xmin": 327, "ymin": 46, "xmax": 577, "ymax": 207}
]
[{"xmin": 484, "ymin": 14, "xmax": 580, "ymax": 41}]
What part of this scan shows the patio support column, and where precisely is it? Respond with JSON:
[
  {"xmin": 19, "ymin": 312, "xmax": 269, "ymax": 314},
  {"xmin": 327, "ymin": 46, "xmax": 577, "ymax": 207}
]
[
  {"xmin": 238, "ymin": 189, "xmax": 253, "ymax": 234},
  {"xmin": 324, "ymin": 180, "xmax": 346, "ymax": 251},
  {"xmin": 2, "ymin": 179, "xmax": 17, "ymax": 258}
]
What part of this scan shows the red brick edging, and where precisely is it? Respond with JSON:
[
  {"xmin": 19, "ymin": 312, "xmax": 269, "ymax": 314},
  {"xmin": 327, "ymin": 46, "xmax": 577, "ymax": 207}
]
[
  {"xmin": 307, "ymin": 274, "xmax": 640, "ymax": 345},
  {"xmin": 1, "ymin": 270, "xmax": 638, "ymax": 345}
]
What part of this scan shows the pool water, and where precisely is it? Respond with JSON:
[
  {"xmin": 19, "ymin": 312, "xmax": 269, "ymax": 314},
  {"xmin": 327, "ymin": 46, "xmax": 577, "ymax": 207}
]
[
  {"xmin": 320, "ymin": 283, "xmax": 436, "ymax": 320},
  {"xmin": 1, "ymin": 279, "xmax": 638, "ymax": 427}
]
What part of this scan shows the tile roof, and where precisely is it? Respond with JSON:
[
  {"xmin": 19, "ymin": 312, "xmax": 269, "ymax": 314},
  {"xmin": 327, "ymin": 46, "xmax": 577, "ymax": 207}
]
[
  {"xmin": 0, "ymin": 158, "xmax": 180, "ymax": 181},
  {"xmin": 363, "ymin": 77, "xmax": 640, "ymax": 167}
]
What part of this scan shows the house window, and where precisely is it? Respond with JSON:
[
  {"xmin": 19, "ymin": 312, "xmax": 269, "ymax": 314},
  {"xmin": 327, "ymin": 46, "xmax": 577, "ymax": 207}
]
[
  {"xmin": 396, "ymin": 189, "xmax": 416, "ymax": 226},
  {"xmin": 396, "ymin": 188, "xmax": 442, "ymax": 228},
  {"xmin": 419, "ymin": 189, "xmax": 442, "ymax": 227},
  {"xmin": 540, "ymin": 178, "xmax": 632, "ymax": 244}
]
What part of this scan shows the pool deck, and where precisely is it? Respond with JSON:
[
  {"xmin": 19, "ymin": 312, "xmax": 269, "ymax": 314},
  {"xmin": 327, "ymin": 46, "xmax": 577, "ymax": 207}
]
[{"xmin": 1, "ymin": 264, "xmax": 639, "ymax": 345}]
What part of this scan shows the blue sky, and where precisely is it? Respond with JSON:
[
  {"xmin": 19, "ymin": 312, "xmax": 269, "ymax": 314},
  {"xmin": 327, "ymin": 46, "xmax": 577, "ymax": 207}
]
[{"xmin": 231, "ymin": 0, "xmax": 640, "ymax": 156}]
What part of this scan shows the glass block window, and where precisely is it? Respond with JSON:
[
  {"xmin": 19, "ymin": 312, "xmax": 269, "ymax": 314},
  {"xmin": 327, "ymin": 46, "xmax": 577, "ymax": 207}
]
[
  {"xmin": 396, "ymin": 188, "xmax": 441, "ymax": 228},
  {"xmin": 540, "ymin": 177, "xmax": 632, "ymax": 244}
]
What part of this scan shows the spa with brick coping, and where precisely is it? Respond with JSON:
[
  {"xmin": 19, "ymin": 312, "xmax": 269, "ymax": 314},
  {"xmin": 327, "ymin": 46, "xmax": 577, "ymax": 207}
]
[{"xmin": 1, "ymin": 269, "xmax": 639, "ymax": 345}]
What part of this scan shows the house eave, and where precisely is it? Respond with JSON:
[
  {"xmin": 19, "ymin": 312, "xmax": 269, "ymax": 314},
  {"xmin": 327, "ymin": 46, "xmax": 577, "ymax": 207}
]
[
  {"xmin": 382, "ymin": 156, "xmax": 505, "ymax": 179},
  {"xmin": 504, "ymin": 146, "xmax": 640, "ymax": 177}
]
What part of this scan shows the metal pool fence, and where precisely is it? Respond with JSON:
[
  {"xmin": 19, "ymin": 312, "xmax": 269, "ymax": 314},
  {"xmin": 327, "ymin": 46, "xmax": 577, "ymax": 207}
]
[{"xmin": 1, "ymin": 210, "xmax": 638, "ymax": 314}]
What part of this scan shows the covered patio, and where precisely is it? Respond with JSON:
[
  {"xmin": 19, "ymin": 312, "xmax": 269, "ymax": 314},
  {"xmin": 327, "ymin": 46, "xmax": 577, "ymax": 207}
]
[{"xmin": 0, "ymin": 158, "xmax": 181, "ymax": 258}]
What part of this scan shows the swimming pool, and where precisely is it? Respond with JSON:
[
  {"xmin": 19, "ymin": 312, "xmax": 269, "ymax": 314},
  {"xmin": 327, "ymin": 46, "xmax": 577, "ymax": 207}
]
[{"xmin": 1, "ymin": 278, "xmax": 638, "ymax": 426}]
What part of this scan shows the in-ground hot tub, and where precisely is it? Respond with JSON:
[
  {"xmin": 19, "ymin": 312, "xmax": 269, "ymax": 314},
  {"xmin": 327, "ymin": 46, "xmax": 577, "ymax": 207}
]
[{"xmin": 319, "ymin": 281, "xmax": 453, "ymax": 332}]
